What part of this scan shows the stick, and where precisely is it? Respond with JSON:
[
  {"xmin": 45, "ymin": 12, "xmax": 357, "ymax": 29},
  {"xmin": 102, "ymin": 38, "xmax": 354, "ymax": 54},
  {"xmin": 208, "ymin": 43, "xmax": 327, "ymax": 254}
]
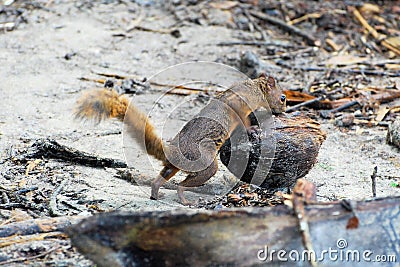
[
  {"xmin": 0, "ymin": 186, "xmax": 43, "ymax": 212},
  {"xmin": 217, "ymin": 41, "xmax": 295, "ymax": 48},
  {"xmin": 91, "ymin": 71, "xmax": 128, "ymax": 80},
  {"xmin": 126, "ymin": 5, "xmax": 144, "ymax": 32},
  {"xmin": 0, "ymin": 203, "xmax": 25, "ymax": 209},
  {"xmin": 371, "ymin": 166, "xmax": 377, "ymax": 197},
  {"xmin": 79, "ymin": 77, "xmax": 107, "ymax": 84},
  {"xmin": 0, "ymin": 245, "xmax": 60, "ymax": 265},
  {"xmin": 80, "ymin": 76, "xmax": 220, "ymax": 96},
  {"xmin": 292, "ymin": 179, "xmax": 317, "ymax": 267},
  {"xmin": 15, "ymin": 138, "xmax": 127, "ymax": 168},
  {"xmin": 262, "ymin": 47, "xmax": 315, "ymax": 60},
  {"xmin": 92, "ymin": 71, "xmax": 225, "ymax": 93},
  {"xmin": 243, "ymin": 9, "xmax": 267, "ymax": 41},
  {"xmin": 249, "ymin": 10, "xmax": 321, "ymax": 46},
  {"xmin": 0, "ymin": 216, "xmax": 84, "ymax": 238},
  {"xmin": 16, "ymin": 186, "xmax": 39, "ymax": 195},
  {"xmin": 319, "ymin": 100, "xmax": 359, "ymax": 118},
  {"xmin": 49, "ymin": 180, "xmax": 68, "ymax": 217},
  {"xmin": 326, "ymin": 38, "xmax": 341, "ymax": 51},
  {"xmin": 288, "ymin": 13, "xmax": 322, "ymax": 25},
  {"xmin": 276, "ymin": 61, "xmax": 400, "ymax": 77},
  {"xmin": 0, "ymin": 232, "xmax": 66, "ymax": 248},
  {"xmin": 352, "ymin": 8, "xmax": 400, "ymax": 56},
  {"xmin": 286, "ymin": 96, "xmax": 324, "ymax": 113},
  {"xmin": 128, "ymin": 25, "xmax": 178, "ymax": 35}
]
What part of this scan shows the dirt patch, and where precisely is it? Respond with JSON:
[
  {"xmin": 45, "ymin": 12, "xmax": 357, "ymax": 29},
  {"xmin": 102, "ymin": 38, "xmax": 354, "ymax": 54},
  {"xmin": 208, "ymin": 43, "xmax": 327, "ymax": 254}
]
[{"xmin": 0, "ymin": 0, "xmax": 399, "ymax": 265}]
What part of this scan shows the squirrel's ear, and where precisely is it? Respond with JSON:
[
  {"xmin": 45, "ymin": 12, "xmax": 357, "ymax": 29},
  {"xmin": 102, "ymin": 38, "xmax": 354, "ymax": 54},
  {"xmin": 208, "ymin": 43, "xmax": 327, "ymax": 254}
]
[
  {"xmin": 267, "ymin": 76, "xmax": 276, "ymax": 87},
  {"xmin": 258, "ymin": 73, "xmax": 267, "ymax": 78}
]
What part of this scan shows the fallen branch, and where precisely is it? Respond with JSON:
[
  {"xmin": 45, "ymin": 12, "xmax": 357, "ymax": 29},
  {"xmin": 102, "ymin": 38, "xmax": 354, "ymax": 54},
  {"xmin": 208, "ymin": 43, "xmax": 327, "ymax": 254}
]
[
  {"xmin": 68, "ymin": 195, "xmax": 400, "ymax": 267},
  {"xmin": 249, "ymin": 10, "xmax": 321, "ymax": 46},
  {"xmin": 0, "ymin": 216, "xmax": 84, "ymax": 238},
  {"xmin": 0, "ymin": 232, "xmax": 66, "ymax": 248},
  {"xmin": 370, "ymin": 89, "xmax": 400, "ymax": 103},
  {"xmin": 14, "ymin": 138, "xmax": 127, "ymax": 168}
]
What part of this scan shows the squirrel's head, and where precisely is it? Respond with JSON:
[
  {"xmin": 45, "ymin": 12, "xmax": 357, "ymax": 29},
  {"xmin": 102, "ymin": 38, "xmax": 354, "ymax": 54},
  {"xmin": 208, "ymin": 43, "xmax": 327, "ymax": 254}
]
[{"xmin": 257, "ymin": 74, "xmax": 286, "ymax": 114}]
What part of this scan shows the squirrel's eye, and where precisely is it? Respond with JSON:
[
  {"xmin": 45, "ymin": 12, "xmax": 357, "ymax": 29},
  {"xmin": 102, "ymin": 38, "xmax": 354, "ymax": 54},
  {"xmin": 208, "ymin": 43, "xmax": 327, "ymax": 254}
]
[{"xmin": 280, "ymin": 94, "xmax": 286, "ymax": 103}]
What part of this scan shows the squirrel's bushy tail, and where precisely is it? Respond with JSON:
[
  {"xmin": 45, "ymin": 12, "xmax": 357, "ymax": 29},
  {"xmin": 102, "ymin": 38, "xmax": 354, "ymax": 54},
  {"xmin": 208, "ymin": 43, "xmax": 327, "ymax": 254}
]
[{"xmin": 74, "ymin": 89, "xmax": 166, "ymax": 162}]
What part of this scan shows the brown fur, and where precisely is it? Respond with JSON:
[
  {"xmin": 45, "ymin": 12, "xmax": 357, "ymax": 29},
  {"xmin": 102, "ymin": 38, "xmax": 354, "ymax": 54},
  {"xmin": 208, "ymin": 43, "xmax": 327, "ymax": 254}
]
[
  {"xmin": 75, "ymin": 76, "xmax": 286, "ymax": 205},
  {"xmin": 75, "ymin": 89, "xmax": 166, "ymax": 162}
]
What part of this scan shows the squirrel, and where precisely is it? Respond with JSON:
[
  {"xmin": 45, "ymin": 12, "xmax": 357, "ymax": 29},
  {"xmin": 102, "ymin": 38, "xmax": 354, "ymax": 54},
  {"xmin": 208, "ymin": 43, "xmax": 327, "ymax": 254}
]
[{"xmin": 75, "ymin": 75, "xmax": 286, "ymax": 205}]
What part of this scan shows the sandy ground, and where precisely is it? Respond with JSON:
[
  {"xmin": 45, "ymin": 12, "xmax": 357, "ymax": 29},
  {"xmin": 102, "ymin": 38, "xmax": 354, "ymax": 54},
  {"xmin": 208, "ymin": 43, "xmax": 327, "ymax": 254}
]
[
  {"xmin": 1, "ymin": 0, "xmax": 399, "ymax": 208},
  {"xmin": 0, "ymin": 0, "xmax": 399, "ymax": 265}
]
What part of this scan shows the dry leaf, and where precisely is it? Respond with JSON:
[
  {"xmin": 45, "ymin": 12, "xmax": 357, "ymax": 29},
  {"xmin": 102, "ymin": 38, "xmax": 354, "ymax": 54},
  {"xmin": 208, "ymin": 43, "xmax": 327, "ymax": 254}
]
[
  {"xmin": 385, "ymin": 36, "xmax": 400, "ymax": 50},
  {"xmin": 360, "ymin": 3, "xmax": 380, "ymax": 14},
  {"xmin": 283, "ymin": 90, "xmax": 315, "ymax": 102},
  {"xmin": 18, "ymin": 179, "xmax": 27, "ymax": 188},
  {"xmin": 25, "ymin": 159, "xmax": 42, "ymax": 175},
  {"xmin": 346, "ymin": 216, "xmax": 360, "ymax": 229},
  {"xmin": 376, "ymin": 105, "xmax": 390, "ymax": 122},
  {"xmin": 325, "ymin": 55, "xmax": 368, "ymax": 66},
  {"xmin": 209, "ymin": 1, "xmax": 238, "ymax": 10},
  {"xmin": 390, "ymin": 106, "xmax": 400, "ymax": 114},
  {"xmin": 385, "ymin": 63, "xmax": 400, "ymax": 70},
  {"xmin": 11, "ymin": 209, "xmax": 33, "ymax": 222}
]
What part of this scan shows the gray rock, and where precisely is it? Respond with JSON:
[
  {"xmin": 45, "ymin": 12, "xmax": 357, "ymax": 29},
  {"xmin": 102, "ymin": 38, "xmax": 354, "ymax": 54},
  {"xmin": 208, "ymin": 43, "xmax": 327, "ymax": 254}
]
[{"xmin": 387, "ymin": 120, "xmax": 400, "ymax": 148}]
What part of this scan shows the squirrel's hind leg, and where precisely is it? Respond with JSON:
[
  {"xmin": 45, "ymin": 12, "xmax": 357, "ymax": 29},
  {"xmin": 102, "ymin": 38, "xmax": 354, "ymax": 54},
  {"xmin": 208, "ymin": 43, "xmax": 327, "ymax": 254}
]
[
  {"xmin": 178, "ymin": 159, "xmax": 218, "ymax": 205},
  {"xmin": 151, "ymin": 165, "xmax": 179, "ymax": 200}
]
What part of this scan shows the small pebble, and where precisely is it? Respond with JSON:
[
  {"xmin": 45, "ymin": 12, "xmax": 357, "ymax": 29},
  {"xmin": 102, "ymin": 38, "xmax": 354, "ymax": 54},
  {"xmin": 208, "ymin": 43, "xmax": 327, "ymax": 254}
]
[{"xmin": 335, "ymin": 114, "xmax": 354, "ymax": 127}]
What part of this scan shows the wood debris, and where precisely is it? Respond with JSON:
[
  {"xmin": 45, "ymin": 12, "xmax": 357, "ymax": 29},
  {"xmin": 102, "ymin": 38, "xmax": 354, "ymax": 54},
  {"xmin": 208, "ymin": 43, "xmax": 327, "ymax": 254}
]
[{"xmin": 67, "ymin": 191, "xmax": 400, "ymax": 267}]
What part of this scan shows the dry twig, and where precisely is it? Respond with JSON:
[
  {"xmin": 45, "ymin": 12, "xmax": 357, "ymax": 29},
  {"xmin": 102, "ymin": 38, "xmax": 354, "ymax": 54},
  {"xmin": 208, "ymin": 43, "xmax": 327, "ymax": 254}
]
[
  {"xmin": 0, "ymin": 245, "xmax": 60, "ymax": 265},
  {"xmin": 249, "ymin": 10, "xmax": 321, "ymax": 46},
  {"xmin": 15, "ymin": 139, "xmax": 127, "ymax": 168},
  {"xmin": 352, "ymin": 8, "xmax": 400, "ymax": 56},
  {"xmin": 286, "ymin": 96, "xmax": 325, "ymax": 113},
  {"xmin": 49, "ymin": 180, "xmax": 68, "ymax": 217},
  {"xmin": 371, "ymin": 166, "xmax": 378, "ymax": 197},
  {"xmin": 0, "ymin": 216, "xmax": 84, "ymax": 238},
  {"xmin": 0, "ymin": 232, "xmax": 66, "ymax": 248}
]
